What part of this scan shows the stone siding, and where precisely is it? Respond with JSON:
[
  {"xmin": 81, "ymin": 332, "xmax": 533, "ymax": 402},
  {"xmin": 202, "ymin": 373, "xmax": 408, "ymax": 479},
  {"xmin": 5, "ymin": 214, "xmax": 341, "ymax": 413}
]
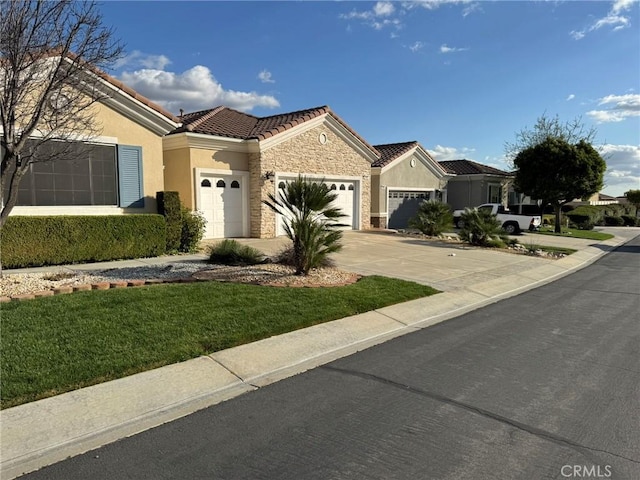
[{"xmin": 250, "ymin": 123, "xmax": 372, "ymax": 238}]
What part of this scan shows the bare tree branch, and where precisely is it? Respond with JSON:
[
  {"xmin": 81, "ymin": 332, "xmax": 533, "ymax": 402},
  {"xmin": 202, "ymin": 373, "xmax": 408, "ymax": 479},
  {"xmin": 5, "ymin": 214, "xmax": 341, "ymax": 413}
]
[{"xmin": 1, "ymin": 0, "xmax": 123, "ymax": 229}]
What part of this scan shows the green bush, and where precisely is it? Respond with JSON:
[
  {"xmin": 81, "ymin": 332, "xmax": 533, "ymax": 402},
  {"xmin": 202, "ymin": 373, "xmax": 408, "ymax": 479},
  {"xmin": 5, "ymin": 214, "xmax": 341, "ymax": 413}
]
[
  {"xmin": 180, "ymin": 207, "xmax": 206, "ymax": 253},
  {"xmin": 457, "ymin": 208, "xmax": 506, "ymax": 247},
  {"xmin": 156, "ymin": 191, "xmax": 182, "ymax": 252},
  {"xmin": 408, "ymin": 200, "xmax": 453, "ymax": 236},
  {"xmin": 604, "ymin": 216, "xmax": 625, "ymax": 226},
  {"xmin": 621, "ymin": 215, "xmax": 638, "ymax": 227},
  {"xmin": 207, "ymin": 239, "xmax": 265, "ymax": 266},
  {"xmin": 1, "ymin": 215, "xmax": 166, "ymax": 269},
  {"xmin": 567, "ymin": 212, "xmax": 596, "ymax": 229}
]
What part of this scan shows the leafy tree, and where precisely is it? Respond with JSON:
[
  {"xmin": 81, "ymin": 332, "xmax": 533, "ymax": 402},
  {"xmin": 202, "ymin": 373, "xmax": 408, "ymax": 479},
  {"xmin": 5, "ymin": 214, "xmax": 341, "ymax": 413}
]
[
  {"xmin": 263, "ymin": 175, "xmax": 344, "ymax": 275},
  {"xmin": 514, "ymin": 137, "xmax": 606, "ymax": 233},
  {"xmin": 0, "ymin": 0, "xmax": 123, "ymax": 229},
  {"xmin": 625, "ymin": 189, "xmax": 640, "ymax": 212},
  {"xmin": 457, "ymin": 208, "xmax": 505, "ymax": 247},
  {"xmin": 408, "ymin": 200, "xmax": 453, "ymax": 236}
]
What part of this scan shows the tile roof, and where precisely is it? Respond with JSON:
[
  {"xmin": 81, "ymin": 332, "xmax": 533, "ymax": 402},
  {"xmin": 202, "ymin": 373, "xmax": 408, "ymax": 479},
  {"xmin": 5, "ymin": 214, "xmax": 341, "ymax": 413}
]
[
  {"xmin": 438, "ymin": 159, "xmax": 513, "ymax": 176},
  {"xmin": 171, "ymin": 105, "xmax": 380, "ymax": 157},
  {"xmin": 372, "ymin": 141, "xmax": 419, "ymax": 167}
]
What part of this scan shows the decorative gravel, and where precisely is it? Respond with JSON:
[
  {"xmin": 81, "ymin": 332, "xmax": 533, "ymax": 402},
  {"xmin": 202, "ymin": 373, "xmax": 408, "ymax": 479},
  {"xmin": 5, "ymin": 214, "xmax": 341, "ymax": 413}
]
[{"xmin": 0, "ymin": 262, "xmax": 360, "ymax": 298}]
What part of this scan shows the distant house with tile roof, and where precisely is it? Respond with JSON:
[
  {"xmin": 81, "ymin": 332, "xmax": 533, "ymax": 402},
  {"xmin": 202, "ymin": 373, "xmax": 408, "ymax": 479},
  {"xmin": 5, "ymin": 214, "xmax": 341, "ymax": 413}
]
[
  {"xmin": 163, "ymin": 105, "xmax": 379, "ymax": 238},
  {"xmin": 370, "ymin": 142, "xmax": 450, "ymax": 229},
  {"xmin": 437, "ymin": 159, "xmax": 516, "ymax": 210}
]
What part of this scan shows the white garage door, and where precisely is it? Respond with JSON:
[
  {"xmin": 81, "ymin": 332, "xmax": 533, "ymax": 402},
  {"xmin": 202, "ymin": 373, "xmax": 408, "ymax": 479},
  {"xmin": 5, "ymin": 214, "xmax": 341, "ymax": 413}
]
[
  {"xmin": 276, "ymin": 178, "xmax": 356, "ymax": 236},
  {"xmin": 199, "ymin": 175, "xmax": 244, "ymax": 238}
]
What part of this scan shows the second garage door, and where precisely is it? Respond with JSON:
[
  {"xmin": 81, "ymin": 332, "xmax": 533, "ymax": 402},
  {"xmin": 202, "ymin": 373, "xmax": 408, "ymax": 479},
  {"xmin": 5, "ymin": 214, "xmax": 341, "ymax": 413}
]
[{"xmin": 387, "ymin": 191, "xmax": 430, "ymax": 229}]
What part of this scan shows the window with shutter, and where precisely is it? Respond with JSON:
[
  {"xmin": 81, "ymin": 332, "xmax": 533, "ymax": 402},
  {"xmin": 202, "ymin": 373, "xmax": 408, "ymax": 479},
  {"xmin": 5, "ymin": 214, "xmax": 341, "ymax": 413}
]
[{"xmin": 117, "ymin": 145, "xmax": 144, "ymax": 208}]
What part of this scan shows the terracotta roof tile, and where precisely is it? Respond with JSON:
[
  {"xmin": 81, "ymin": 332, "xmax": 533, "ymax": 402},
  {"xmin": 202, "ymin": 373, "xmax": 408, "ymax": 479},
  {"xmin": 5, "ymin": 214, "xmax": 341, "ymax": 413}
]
[
  {"xmin": 170, "ymin": 105, "xmax": 380, "ymax": 158},
  {"xmin": 438, "ymin": 159, "xmax": 512, "ymax": 176},
  {"xmin": 372, "ymin": 141, "xmax": 419, "ymax": 167}
]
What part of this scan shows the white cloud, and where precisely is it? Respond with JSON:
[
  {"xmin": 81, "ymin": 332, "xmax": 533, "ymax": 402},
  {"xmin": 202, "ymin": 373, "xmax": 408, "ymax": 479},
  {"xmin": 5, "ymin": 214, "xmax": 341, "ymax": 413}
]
[
  {"xmin": 566, "ymin": 94, "xmax": 576, "ymax": 101},
  {"xmin": 440, "ymin": 44, "xmax": 469, "ymax": 53},
  {"xmin": 258, "ymin": 69, "xmax": 275, "ymax": 84},
  {"xmin": 409, "ymin": 41, "xmax": 425, "ymax": 52},
  {"xmin": 427, "ymin": 145, "xmax": 476, "ymax": 161},
  {"xmin": 402, "ymin": 0, "xmax": 480, "ymax": 15},
  {"xmin": 113, "ymin": 50, "xmax": 171, "ymax": 71},
  {"xmin": 571, "ymin": 0, "xmax": 637, "ymax": 39},
  {"xmin": 587, "ymin": 93, "xmax": 640, "ymax": 123},
  {"xmin": 118, "ymin": 65, "xmax": 280, "ymax": 114},
  {"xmin": 374, "ymin": 2, "xmax": 395, "ymax": 16},
  {"xmin": 599, "ymin": 144, "xmax": 640, "ymax": 196}
]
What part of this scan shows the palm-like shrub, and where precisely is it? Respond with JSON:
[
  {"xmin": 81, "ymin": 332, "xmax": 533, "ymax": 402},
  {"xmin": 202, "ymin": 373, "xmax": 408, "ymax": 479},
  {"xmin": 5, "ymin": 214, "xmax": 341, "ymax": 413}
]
[
  {"xmin": 408, "ymin": 200, "xmax": 453, "ymax": 236},
  {"xmin": 457, "ymin": 208, "xmax": 506, "ymax": 247},
  {"xmin": 208, "ymin": 239, "xmax": 265, "ymax": 266},
  {"xmin": 263, "ymin": 175, "xmax": 345, "ymax": 275}
]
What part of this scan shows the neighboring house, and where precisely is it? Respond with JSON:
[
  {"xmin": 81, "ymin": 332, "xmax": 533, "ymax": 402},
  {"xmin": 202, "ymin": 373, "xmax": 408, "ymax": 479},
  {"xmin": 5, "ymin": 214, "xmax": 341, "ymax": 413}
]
[
  {"xmin": 438, "ymin": 159, "xmax": 516, "ymax": 210},
  {"xmin": 162, "ymin": 105, "xmax": 378, "ymax": 239},
  {"xmin": 7, "ymin": 73, "xmax": 180, "ymax": 216},
  {"xmin": 371, "ymin": 141, "xmax": 450, "ymax": 229}
]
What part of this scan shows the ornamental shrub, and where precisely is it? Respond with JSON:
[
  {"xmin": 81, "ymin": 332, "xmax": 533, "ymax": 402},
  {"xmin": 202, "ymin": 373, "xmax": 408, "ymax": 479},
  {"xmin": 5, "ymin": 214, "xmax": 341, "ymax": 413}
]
[
  {"xmin": 457, "ymin": 208, "xmax": 506, "ymax": 247},
  {"xmin": 621, "ymin": 215, "xmax": 638, "ymax": 227},
  {"xmin": 408, "ymin": 200, "xmax": 453, "ymax": 236},
  {"xmin": 604, "ymin": 216, "xmax": 625, "ymax": 226},
  {"xmin": 1, "ymin": 215, "xmax": 166, "ymax": 269},
  {"xmin": 180, "ymin": 207, "xmax": 206, "ymax": 253},
  {"xmin": 207, "ymin": 239, "xmax": 265, "ymax": 266}
]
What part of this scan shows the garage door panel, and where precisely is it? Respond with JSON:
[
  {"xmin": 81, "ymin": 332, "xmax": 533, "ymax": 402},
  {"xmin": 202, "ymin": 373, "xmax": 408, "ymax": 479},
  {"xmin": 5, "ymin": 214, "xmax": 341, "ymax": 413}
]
[
  {"xmin": 388, "ymin": 191, "xmax": 430, "ymax": 229},
  {"xmin": 200, "ymin": 174, "xmax": 245, "ymax": 239}
]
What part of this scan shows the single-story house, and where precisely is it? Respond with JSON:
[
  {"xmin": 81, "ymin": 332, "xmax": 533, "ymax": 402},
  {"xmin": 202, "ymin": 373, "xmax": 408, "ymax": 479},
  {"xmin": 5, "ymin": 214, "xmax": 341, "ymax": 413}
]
[
  {"xmin": 438, "ymin": 159, "xmax": 515, "ymax": 210},
  {"xmin": 162, "ymin": 105, "xmax": 379, "ymax": 239},
  {"xmin": 6, "ymin": 72, "xmax": 180, "ymax": 216},
  {"xmin": 371, "ymin": 142, "xmax": 450, "ymax": 229}
]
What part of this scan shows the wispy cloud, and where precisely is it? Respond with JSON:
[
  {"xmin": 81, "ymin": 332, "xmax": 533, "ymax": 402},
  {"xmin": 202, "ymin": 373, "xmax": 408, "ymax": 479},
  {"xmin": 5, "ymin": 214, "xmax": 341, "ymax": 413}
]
[
  {"xmin": 570, "ymin": 0, "xmax": 637, "ymax": 39},
  {"xmin": 427, "ymin": 144, "xmax": 476, "ymax": 161},
  {"xmin": 409, "ymin": 41, "xmax": 425, "ymax": 52},
  {"xmin": 118, "ymin": 64, "xmax": 279, "ymax": 114},
  {"xmin": 566, "ymin": 94, "xmax": 576, "ymax": 101},
  {"xmin": 113, "ymin": 50, "xmax": 171, "ymax": 70},
  {"xmin": 587, "ymin": 93, "xmax": 640, "ymax": 123},
  {"xmin": 258, "ymin": 69, "xmax": 275, "ymax": 84},
  {"xmin": 440, "ymin": 44, "xmax": 469, "ymax": 53},
  {"xmin": 402, "ymin": 0, "xmax": 480, "ymax": 17}
]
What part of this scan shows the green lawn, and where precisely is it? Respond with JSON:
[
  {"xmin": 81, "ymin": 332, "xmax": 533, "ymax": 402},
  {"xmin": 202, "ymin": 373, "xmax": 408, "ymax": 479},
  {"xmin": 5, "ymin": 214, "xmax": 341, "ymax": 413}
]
[
  {"xmin": 1, "ymin": 276, "xmax": 438, "ymax": 409},
  {"xmin": 535, "ymin": 227, "xmax": 614, "ymax": 241}
]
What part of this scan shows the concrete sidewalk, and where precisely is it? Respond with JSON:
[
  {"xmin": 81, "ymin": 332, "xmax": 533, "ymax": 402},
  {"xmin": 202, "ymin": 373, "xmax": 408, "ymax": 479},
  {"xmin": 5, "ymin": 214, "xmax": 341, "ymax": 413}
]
[{"xmin": 1, "ymin": 227, "xmax": 638, "ymax": 479}]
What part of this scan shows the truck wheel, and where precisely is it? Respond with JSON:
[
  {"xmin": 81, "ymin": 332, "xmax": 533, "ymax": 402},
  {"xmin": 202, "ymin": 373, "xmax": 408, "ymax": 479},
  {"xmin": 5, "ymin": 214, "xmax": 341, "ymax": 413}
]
[
  {"xmin": 456, "ymin": 219, "xmax": 465, "ymax": 229},
  {"xmin": 503, "ymin": 222, "xmax": 519, "ymax": 235}
]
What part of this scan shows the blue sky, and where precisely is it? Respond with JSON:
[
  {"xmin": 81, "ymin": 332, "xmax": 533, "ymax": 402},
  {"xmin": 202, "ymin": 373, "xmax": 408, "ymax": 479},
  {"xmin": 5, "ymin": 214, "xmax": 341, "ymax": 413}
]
[{"xmin": 100, "ymin": 0, "xmax": 640, "ymax": 197}]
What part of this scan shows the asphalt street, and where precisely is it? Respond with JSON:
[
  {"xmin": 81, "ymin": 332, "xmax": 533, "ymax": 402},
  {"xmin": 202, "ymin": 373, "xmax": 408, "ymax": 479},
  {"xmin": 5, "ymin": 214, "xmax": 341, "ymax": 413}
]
[{"xmin": 20, "ymin": 237, "xmax": 640, "ymax": 480}]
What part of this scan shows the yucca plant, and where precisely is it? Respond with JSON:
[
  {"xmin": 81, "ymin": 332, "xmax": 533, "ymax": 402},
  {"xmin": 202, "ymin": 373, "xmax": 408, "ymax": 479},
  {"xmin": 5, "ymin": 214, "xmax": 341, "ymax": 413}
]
[
  {"xmin": 408, "ymin": 200, "xmax": 453, "ymax": 236},
  {"xmin": 457, "ymin": 208, "xmax": 506, "ymax": 247},
  {"xmin": 263, "ymin": 175, "xmax": 345, "ymax": 275}
]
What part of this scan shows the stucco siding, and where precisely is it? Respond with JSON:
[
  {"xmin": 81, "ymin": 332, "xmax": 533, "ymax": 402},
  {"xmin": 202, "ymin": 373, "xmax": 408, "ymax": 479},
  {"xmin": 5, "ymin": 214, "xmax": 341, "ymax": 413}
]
[
  {"xmin": 163, "ymin": 148, "xmax": 195, "ymax": 208},
  {"xmin": 381, "ymin": 154, "xmax": 442, "ymax": 190}
]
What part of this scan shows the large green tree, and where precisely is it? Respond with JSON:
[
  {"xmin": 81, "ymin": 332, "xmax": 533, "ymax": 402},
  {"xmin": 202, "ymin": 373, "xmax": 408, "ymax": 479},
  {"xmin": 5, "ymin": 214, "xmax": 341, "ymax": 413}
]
[
  {"xmin": 625, "ymin": 189, "xmax": 640, "ymax": 212},
  {"xmin": 514, "ymin": 137, "xmax": 606, "ymax": 233}
]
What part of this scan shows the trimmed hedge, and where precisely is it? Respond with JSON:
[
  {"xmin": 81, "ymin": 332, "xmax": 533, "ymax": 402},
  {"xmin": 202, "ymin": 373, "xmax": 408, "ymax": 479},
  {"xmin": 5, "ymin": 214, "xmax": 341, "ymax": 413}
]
[
  {"xmin": 156, "ymin": 191, "xmax": 182, "ymax": 252},
  {"xmin": 1, "ymin": 215, "xmax": 166, "ymax": 269}
]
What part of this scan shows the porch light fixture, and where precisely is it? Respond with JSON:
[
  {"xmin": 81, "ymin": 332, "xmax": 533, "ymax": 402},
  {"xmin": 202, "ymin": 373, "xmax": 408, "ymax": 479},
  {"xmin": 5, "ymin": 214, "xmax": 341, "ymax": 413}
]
[{"xmin": 262, "ymin": 171, "xmax": 275, "ymax": 181}]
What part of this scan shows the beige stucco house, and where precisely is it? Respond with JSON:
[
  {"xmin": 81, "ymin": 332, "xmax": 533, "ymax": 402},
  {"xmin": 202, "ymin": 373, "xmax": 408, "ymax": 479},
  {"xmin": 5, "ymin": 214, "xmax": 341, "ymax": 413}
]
[
  {"xmin": 371, "ymin": 142, "xmax": 450, "ymax": 229},
  {"xmin": 7, "ymin": 72, "xmax": 180, "ymax": 216},
  {"xmin": 163, "ymin": 106, "xmax": 379, "ymax": 239}
]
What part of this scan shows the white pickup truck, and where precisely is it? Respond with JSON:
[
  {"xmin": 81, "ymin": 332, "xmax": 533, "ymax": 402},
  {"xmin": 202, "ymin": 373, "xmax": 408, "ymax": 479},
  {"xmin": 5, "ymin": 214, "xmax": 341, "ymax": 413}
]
[{"xmin": 453, "ymin": 203, "xmax": 542, "ymax": 234}]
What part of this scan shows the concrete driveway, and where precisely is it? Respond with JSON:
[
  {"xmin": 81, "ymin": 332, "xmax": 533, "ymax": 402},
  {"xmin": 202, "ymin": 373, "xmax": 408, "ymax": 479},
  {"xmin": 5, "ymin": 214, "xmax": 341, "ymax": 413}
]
[{"xmin": 232, "ymin": 229, "xmax": 623, "ymax": 293}]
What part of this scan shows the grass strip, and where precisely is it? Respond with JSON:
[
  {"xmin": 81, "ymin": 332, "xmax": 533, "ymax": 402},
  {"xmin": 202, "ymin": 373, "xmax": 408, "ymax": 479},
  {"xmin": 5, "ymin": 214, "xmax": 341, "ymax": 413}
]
[
  {"xmin": 1, "ymin": 276, "xmax": 438, "ymax": 409},
  {"xmin": 535, "ymin": 228, "xmax": 614, "ymax": 241}
]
